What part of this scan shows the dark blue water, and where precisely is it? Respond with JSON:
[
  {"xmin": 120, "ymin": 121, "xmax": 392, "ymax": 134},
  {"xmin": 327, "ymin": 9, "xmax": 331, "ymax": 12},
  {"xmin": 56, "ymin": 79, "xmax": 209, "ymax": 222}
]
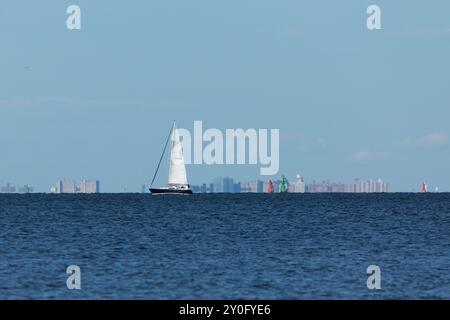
[{"xmin": 1, "ymin": 193, "xmax": 449, "ymax": 299}]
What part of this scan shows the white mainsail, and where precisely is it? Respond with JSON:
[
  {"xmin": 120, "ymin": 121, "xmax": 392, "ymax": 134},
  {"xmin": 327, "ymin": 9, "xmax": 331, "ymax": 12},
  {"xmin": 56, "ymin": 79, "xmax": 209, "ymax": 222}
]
[{"xmin": 167, "ymin": 122, "xmax": 188, "ymax": 186}]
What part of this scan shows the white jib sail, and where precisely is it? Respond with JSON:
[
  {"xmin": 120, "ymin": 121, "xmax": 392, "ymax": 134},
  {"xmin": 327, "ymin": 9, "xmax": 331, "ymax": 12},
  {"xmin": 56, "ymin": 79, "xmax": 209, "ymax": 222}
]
[{"xmin": 168, "ymin": 122, "xmax": 188, "ymax": 186}]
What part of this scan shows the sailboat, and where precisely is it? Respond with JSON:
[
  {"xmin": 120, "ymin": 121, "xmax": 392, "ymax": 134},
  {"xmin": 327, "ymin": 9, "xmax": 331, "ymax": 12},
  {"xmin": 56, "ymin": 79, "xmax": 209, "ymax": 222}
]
[
  {"xmin": 421, "ymin": 182, "xmax": 428, "ymax": 193},
  {"xmin": 149, "ymin": 121, "xmax": 193, "ymax": 195},
  {"xmin": 280, "ymin": 175, "xmax": 288, "ymax": 193},
  {"xmin": 267, "ymin": 179, "xmax": 274, "ymax": 193}
]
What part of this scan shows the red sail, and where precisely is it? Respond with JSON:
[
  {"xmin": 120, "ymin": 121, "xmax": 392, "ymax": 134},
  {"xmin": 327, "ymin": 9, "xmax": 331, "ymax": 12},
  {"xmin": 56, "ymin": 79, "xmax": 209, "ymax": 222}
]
[
  {"xmin": 267, "ymin": 180, "xmax": 274, "ymax": 193},
  {"xmin": 421, "ymin": 182, "xmax": 427, "ymax": 193}
]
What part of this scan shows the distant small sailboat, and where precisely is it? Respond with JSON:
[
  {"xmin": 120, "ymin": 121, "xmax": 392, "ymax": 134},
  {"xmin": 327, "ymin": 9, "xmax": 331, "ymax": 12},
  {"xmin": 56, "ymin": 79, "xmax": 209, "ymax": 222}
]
[
  {"xmin": 280, "ymin": 175, "xmax": 288, "ymax": 193},
  {"xmin": 149, "ymin": 121, "xmax": 192, "ymax": 195},
  {"xmin": 267, "ymin": 179, "xmax": 274, "ymax": 193},
  {"xmin": 421, "ymin": 182, "xmax": 428, "ymax": 193}
]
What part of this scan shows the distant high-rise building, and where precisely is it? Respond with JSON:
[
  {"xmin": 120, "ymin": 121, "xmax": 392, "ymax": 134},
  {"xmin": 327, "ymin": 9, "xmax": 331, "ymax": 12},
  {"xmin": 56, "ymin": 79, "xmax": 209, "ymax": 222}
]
[
  {"xmin": 251, "ymin": 180, "xmax": 263, "ymax": 192},
  {"xmin": 80, "ymin": 180, "xmax": 100, "ymax": 193},
  {"xmin": 213, "ymin": 177, "xmax": 234, "ymax": 193},
  {"xmin": 223, "ymin": 177, "xmax": 234, "ymax": 193},
  {"xmin": 17, "ymin": 185, "xmax": 33, "ymax": 193},
  {"xmin": 1, "ymin": 183, "xmax": 34, "ymax": 193},
  {"xmin": 213, "ymin": 177, "xmax": 224, "ymax": 193},
  {"xmin": 56, "ymin": 180, "xmax": 77, "ymax": 193},
  {"xmin": 52, "ymin": 179, "xmax": 99, "ymax": 194},
  {"xmin": 240, "ymin": 180, "xmax": 263, "ymax": 193},
  {"xmin": 190, "ymin": 183, "xmax": 211, "ymax": 193},
  {"xmin": 1, "ymin": 183, "xmax": 16, "ymax": 193},
  {"xmin": 292, "ymin": 174, "xmax": 305, "ymax": 193},
  {"xmin": 304, "ymin": 178, "xmax": 388, "ymax": 193}
]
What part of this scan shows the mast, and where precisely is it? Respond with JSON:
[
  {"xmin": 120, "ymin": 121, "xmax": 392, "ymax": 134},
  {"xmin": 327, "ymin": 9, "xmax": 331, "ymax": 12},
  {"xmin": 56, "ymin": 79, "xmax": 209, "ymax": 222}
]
[{"xmin": 150, "ymin": 122, "xmax": 174, "ymax": 187}]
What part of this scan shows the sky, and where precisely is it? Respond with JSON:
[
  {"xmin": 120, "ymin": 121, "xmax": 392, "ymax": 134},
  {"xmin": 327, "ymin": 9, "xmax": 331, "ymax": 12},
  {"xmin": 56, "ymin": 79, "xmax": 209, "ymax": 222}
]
[{"xmin": 1, "ymin": 0, "xmax": 450, "ymax": 192}]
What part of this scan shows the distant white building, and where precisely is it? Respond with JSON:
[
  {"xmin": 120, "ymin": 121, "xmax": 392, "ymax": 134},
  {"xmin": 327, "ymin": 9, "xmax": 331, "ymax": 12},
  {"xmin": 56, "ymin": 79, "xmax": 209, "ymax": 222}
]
[
  {"xmin": 292, "ymin": 174, "xmax": 305, "ymax": 193},
  {"xmin": 240, "ymin": 180, "xmax": 263, "ymax": 193},
  {"xmin": 51, "ymin": 179, "xmax": 100, "ymax": 193},
  {"xmin": 353, "ymin": 178, "xmax": 388, "ymax": 193},
  {"xmin": 56, "ymin": 180, "xmax": 77, "ymax": 193},
  {"xmin": 80, "ymin": 180, "xmax": 100, "ymax": 193},
  {"xmin": 0, "ymin": 183, "xmax": 33, "ymax": 193}
]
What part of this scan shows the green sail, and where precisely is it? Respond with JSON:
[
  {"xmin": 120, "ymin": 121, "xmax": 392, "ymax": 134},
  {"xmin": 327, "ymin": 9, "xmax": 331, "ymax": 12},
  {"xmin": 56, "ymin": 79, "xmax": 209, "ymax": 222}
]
[{"xmin": 280, "ymin": 175, "xmax": 288, "ymax": 193}]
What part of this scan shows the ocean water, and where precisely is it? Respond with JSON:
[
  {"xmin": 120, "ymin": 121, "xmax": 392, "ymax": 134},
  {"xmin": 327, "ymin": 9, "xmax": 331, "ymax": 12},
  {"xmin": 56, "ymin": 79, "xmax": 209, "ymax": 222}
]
[{"xmin": 0, "ymin": 193, "xmax": 449, "ymax": 299}]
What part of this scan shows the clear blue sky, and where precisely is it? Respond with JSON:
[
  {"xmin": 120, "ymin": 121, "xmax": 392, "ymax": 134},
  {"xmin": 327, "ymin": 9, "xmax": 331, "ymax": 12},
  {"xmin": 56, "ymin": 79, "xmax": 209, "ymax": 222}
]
[{"xmin": 1, "ymin": 1, "xmax": 450, "ymax": 192}]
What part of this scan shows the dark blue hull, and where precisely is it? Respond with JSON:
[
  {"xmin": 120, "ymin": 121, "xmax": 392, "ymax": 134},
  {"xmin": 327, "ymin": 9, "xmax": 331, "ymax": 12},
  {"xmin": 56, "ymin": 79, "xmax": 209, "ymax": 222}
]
[{"xmin": 149, "ymin": 188, "xmax": 193, "ymax": 195}]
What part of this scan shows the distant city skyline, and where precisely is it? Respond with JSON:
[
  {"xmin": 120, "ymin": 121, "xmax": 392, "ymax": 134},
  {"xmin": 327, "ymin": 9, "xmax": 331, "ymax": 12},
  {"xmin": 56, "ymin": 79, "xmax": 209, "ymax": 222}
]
[
  {"xmin": 49, "ymin": 179, "xmax": 100, "ymax": 194},
  {"xmin": 0, "ymin": 182, "xmax": 33, "ymax": 194},
  {"xmin": 189, "ymin": 176, "xmax": 390, "ymax": 194},
  {"xmin": 1, "ymin": 175, "xmax": 441, "ymax": 193},
  {"xmin": 1, "ymin": 1, "xmax": 450, "ymax": 192}
]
